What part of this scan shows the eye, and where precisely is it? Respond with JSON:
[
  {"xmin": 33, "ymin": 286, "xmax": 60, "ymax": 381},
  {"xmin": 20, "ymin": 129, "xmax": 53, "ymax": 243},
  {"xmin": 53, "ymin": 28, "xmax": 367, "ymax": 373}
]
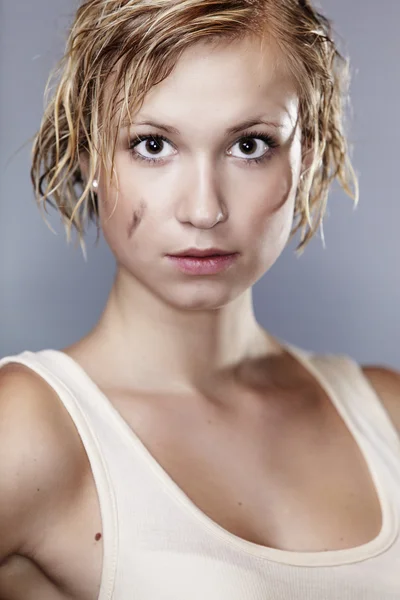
[
  {"xmin": 129, "ymin": 134, "xmax": 176, "ymax": 162},
  {"xmin": 228, "ymin": 133, "xmax": 278, "ymax": 162},
  {"xmin": 129, "ymin": 131, "xmax": 279, "ymax": 165}
]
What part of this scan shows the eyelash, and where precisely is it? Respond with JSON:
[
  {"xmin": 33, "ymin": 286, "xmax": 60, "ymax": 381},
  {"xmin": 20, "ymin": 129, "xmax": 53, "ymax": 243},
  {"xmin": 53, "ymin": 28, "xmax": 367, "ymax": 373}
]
[{"xmin": 128, "ymin": 130, "xmax": 279, "ymax": 166}]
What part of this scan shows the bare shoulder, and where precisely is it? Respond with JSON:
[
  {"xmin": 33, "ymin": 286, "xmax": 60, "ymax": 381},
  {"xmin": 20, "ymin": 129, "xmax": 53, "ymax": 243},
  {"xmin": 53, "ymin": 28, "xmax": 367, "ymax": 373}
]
[
  {"xmin": 362, "ymin": 364, "xmax": 400, "ymax": 434},
  {"xmin": 0, "ymin": 361, "xmax": 88, "ymax": 563}
]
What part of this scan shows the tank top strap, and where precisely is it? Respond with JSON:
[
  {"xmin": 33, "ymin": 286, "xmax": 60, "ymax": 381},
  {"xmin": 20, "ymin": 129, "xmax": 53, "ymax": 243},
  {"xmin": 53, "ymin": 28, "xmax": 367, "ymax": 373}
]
[
  {"xmin": 0, "ymin": 349, "xmax": 118, "ymax": 600},
  {"xmin": 284, "ymin": 341, "xmax": 400, "ymax": 465}
]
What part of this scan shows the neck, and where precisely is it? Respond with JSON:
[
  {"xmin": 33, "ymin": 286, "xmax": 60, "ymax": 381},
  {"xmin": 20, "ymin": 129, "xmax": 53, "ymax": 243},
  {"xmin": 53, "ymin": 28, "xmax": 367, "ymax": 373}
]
[{"xmin": 79, "ymin": 267, "xmax": 281, "ymax": 393}]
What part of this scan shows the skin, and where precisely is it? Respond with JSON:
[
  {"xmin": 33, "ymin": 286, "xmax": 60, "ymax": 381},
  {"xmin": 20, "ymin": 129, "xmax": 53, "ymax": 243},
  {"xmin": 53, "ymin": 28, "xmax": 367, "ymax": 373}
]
[
  {"xmin": 1, "ymin": 31, "xmax": 399, "ymax": 600},
  {"xmin": 76, "ymin": 35, "xmax": 311, "ymax": 394}
]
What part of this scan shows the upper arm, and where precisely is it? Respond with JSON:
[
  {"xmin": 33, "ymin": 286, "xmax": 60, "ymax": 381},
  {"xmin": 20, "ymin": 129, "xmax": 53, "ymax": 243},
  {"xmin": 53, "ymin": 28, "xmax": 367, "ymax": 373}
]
[
  {"xmin": 362, "ymin": 365, "xmax": 400, "ymax": 435},
  {"xmin": 0, "ymin": 362, "xmax": 86, "ymax": 565}
]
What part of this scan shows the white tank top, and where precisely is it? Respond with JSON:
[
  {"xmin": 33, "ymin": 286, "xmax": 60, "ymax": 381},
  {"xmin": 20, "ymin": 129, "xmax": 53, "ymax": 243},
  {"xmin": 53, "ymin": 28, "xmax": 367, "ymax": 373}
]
[{"xmin": 1, "ymin": 343, "xmax": 399, "ymax": 599}]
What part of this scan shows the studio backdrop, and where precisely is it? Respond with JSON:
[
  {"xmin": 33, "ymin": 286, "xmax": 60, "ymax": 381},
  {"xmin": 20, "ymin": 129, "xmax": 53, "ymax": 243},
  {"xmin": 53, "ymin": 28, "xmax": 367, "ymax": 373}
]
[{"xmin": 0, "ymin": 0, "xmax": 399, "ymax": 368}]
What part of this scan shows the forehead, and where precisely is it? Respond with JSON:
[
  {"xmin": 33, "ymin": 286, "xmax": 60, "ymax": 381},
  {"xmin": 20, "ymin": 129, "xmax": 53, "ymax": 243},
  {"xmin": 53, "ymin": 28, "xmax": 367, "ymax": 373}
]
[{"xmin": 113, "ymin": 35, "xmax": 299, "ymax": 133}]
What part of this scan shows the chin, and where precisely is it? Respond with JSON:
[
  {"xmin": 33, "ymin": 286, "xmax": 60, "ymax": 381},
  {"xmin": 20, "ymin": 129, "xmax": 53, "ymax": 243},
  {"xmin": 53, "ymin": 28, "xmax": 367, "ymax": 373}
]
[{"xmin": 157, "ymin": 281, "xmax": 245, "ymax": 311}]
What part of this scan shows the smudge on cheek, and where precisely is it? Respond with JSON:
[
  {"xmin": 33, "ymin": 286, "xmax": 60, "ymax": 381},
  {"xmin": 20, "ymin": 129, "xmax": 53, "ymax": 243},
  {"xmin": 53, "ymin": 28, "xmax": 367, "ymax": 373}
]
[{"xmin": 127, "ymin": 200, "xmax": 146, "ymax": 238}]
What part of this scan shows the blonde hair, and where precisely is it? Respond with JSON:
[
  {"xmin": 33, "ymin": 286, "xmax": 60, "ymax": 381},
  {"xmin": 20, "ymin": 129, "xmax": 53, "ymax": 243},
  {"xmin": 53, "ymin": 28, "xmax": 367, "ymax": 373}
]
[{"xmin": 31, "ymin": 0, "xmax": 358, "ymax": 259}]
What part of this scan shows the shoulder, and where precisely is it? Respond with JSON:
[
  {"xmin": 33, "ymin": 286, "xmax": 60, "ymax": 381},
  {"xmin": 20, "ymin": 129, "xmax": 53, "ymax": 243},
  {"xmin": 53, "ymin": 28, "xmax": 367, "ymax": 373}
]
[
  {"xmin": 362, "ymin": 364, "xmax": 400, "ymax": 434},
  {"xmin": 0, "ymin": 361, "xmax": 87, "ymax": 468},
  {"xmin": 0, "ymin": 362, "xmax": 88, "ymax": 560}
]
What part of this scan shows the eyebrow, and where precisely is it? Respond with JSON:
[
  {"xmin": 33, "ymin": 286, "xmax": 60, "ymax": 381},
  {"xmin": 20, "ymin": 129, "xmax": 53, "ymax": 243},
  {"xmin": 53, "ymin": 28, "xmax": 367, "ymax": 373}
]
[{"xmin": 124, "ymin": 117, "xmax": 283, "ymax": 135}]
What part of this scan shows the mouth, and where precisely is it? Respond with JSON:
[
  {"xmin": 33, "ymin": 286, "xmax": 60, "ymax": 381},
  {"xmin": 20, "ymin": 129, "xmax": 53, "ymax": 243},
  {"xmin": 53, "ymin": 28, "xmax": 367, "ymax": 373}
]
[
  {"xmin": 168, "ymin": 248, "xmax": 237, "ymax": 258},
  {"xmin": 166, "ymin": 249, "xmax": 239, "ymax": 275}
]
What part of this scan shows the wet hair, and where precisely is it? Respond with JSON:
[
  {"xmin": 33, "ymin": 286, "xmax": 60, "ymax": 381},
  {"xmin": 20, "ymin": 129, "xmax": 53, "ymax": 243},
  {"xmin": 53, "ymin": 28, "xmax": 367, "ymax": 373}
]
[{"xmin": 31, "ymin": 0, "xmax": 358, "ymax": 258}]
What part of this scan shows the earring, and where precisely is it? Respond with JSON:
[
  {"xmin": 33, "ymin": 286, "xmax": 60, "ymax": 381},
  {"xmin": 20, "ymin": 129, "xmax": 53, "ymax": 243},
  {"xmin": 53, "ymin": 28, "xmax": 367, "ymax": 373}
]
[{"xmin": 93, "ymin": 179, "xmax": 99, "ymax": 189}]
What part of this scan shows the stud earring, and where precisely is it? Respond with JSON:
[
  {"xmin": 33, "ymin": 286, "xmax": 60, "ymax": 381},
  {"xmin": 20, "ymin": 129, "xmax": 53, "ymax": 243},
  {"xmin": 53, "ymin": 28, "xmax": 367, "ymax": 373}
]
[{"xmin": 93, "ymin": 179, "xmax": 99, "ymax": 189}]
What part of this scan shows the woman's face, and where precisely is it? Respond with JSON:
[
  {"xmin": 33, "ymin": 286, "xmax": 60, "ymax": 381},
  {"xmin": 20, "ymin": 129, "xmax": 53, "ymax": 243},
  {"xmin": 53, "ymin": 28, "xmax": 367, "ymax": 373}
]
[{"xmin": 97, "ymin": 35, "xmax": 304, "ymax": 310}]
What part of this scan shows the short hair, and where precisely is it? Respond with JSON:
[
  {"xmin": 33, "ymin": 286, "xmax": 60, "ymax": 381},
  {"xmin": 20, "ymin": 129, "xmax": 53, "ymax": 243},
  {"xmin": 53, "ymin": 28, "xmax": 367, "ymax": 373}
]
[{"xmin": 31, "ymin": 0, "xmax": 358, "ymax": 258}]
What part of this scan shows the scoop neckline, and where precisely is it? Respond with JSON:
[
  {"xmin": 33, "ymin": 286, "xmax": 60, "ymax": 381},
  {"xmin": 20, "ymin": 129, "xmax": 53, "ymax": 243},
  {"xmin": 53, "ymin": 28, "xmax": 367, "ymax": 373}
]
[{"xmin": 40, "ymin": 340, "xmax": 398, "ymax": 567}]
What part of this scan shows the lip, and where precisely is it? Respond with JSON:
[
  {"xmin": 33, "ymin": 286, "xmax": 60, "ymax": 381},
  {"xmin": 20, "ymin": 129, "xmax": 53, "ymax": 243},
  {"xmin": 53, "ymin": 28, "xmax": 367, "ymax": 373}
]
[
  {"xmin": 166, "ymin": 252, "xmax": 239, "ymax": 275},
  {"xmin": 168, "ymin": 247, "xmax": 235, "ymax": 258}
]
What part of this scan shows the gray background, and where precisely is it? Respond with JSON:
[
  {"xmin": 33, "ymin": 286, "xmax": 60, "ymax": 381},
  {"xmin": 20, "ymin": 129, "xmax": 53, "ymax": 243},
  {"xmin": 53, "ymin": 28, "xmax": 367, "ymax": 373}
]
[{"xmin": 0, "ymin": 0, "xmax": 399, "ymax": 368}]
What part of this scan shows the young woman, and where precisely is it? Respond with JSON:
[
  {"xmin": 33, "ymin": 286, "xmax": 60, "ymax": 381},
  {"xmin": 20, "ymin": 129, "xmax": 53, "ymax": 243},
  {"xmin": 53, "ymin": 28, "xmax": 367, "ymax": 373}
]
[{"xmin": 0, "ymin": 0, "xmax": 399, "ymax": 598}]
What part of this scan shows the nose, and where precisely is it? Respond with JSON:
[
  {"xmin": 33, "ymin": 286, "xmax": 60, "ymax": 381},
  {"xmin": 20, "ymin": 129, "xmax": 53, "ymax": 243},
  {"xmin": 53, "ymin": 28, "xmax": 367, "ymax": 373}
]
[{"xmin": 175, "ymin": 157, "xmax": 228, "ymax": 229}]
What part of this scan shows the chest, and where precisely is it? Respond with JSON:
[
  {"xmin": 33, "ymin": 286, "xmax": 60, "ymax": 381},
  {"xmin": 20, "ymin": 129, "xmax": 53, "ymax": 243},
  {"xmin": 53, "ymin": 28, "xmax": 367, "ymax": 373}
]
[{"xmin": 24, "ymin": 389, "xmax": 383, "ymax": 600}]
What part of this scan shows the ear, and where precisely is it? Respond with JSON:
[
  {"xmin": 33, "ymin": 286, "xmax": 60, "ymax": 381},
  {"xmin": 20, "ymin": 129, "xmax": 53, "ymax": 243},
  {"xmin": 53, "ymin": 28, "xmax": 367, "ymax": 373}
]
[
  {"xmin": 79, "ymin": 151, "xmax": 101, "ymax": 191},
  {"xmin": 78, "ymin": 151, "xmax": 90, "ymax": 184}
]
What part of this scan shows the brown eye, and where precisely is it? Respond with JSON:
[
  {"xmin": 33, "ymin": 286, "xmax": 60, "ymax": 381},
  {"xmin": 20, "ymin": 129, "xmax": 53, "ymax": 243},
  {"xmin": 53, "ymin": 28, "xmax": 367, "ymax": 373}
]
[
  {"xmin": 229, "ymin": 136, "xmax": 270, "ymax": 160},
  {"xmin": 239, "ymin": 137, "xmax": 259, "ymax": 155},
  {"xmin": 130, "ymin": 134, "xmax": 176, "ymax": 162},
  {"xmin": 145, "ymin": 138, "xmax": 164, "ymax": 155}
]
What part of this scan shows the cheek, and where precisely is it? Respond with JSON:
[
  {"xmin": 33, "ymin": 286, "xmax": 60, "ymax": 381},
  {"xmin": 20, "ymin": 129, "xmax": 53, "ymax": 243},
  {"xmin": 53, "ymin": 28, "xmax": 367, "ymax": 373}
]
[
  {"xmin": 244, "ymin": 160, "xmax": 297, "ymax": 232},
  {"xmin": 235, "ymin": 158, "xmax": 299, "ymax": 270},
  {"xmin": 127, "ymin": 200, "xmax": 147, "ymax": 238},
  {"xmin": 97, "ymin": 178, "xmax": 149, "ymax": 256}
]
